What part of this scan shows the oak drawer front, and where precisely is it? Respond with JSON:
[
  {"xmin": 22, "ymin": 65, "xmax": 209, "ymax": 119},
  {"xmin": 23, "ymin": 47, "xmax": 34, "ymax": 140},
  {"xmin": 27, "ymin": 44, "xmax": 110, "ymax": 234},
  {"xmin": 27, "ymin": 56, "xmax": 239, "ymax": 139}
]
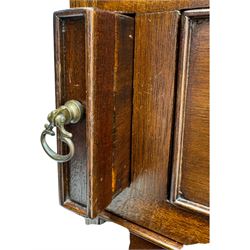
[
  {"xmin": 171, "ymin": 9, "xmax": 210, "ymax": 215},
  {"xmin": 54, "ymin": 8, "xmax": 134, "ymax": 218}
]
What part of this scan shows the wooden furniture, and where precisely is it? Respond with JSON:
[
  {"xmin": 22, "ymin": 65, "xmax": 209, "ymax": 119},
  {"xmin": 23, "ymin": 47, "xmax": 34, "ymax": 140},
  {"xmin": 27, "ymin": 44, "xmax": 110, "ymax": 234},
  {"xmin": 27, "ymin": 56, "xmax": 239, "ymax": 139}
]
[{"xmin": 41, "ymin": 0, "xmax": 209, "ymax": 249}]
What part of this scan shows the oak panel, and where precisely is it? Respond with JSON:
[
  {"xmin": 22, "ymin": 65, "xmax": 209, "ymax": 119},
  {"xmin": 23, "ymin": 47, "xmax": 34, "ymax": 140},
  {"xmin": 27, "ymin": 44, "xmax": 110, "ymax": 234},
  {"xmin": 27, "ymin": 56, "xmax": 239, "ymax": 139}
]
[{"xmin": 170, "ymin": 9, "xmax": 210, "ymax": 215}]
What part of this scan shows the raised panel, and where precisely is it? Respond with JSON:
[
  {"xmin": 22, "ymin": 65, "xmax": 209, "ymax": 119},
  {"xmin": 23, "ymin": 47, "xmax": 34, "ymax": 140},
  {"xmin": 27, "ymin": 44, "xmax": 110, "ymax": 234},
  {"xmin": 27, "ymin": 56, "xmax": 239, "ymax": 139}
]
[
  {"xmin": 170, "ymin": 9, "xmax": 210, "ymax": 215},
  {"xmin": 54, "ymin": 8, "xmax": 134, "ymax": 218}
]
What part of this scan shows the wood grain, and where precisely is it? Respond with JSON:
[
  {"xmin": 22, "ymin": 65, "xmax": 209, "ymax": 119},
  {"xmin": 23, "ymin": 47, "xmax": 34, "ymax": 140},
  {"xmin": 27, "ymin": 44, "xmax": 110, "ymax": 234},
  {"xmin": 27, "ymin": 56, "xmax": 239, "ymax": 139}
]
[
  {"xmin": 130, "ymin": 234, "xmax": 165, "ymax": 250},
  {"xmin": 55, "ymin": 1, "xmax": 210, "ymax": 247},
  {"xmin": 106, "ymin": 11, "xmax": 208, "ymax": 245},
  {"xmin": 86, "ymin": 9, "xmax": 115, "ymax": 218},
  {"xmin": 170, "ymin": 9, "xmax": 210, "ymax": 215},
  {"xmin": 54, "ymin": 8, "xmax": 134, "ymax": 218},
  {"xmin": 112, "ymin": 14, "xmax": 134, "ymax": 197},
  {"xmin": 54, "ymin": 11, "xmax": 87, "ymax": 208},
  {"xmin": 62, "ymin": 15, "xmax": 87, "ymax": 205},
  {"xmin": 71, "ymin": 0, "xmax": 209, "ymax": 13}
]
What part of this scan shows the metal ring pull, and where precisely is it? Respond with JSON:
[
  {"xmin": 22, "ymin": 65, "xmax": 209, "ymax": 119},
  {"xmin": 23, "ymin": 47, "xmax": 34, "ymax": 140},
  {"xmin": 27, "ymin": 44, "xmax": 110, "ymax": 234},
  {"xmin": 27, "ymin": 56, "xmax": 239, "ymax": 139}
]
[{"xmin": 40, "ymin": 100, "xmax": 84, "ymax": 163}]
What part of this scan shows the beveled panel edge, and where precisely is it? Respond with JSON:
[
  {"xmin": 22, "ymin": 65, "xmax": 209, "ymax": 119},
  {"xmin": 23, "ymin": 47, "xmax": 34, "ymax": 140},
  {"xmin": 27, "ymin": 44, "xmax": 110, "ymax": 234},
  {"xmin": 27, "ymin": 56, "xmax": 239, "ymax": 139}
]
[
  {"xmin": 175, "ymin": 197, "xmax": 209, "ymax": 216},
  {"xmin": 63, "ymin": 200, "xmax": 87, "ymax": 216},
  {"xmin": 170, "ymin": 9, "xmax": 210, "ymax": 216}
]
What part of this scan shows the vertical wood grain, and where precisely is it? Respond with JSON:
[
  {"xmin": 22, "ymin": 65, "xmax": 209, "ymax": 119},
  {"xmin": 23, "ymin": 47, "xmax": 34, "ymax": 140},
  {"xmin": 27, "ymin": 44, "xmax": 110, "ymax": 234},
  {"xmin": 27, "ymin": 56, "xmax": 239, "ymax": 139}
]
[
  {"xmin": 56, "ymin": 2, "xmax": 210, "ymax": 246},
  {"xmin": 170, "ymin": 9, "xmax": 210, "ymax": 215},
  {"xmin": 54, "ymin": 8, "xmax": 134, "ymax": 218},
  {"xmin": 107, "ymin": 10, "xmax": 208, "ymax": 245},
  {"xmin": 87, "ymin": 10, "xmax": 134, "ymax": 217},
  {"xmin": 130, "ymin": 12, "xmax": 178, "ymax": 199},
  {"xmin": 54, "ymin": 12, "xmax": 88, "ymax": 207},
  {"xmin": 86, "ymin": 9, "xmax": 116, "ymax": 218},
  {"xmin": 107, "ymin": 11, "xmax": 208, "ymax": 245},
  {"xmin": 112, "ymin": 15, "xmax": 134, "ymax": 197}
]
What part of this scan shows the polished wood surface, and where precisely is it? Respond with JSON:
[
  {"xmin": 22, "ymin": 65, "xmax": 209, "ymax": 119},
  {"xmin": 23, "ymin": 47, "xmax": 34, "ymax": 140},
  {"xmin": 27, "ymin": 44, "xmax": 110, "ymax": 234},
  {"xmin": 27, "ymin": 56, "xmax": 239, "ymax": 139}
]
[
  {"xmin": 112, "ymin": 15, "xmax": 134, "ymax": 197},
  {"xmin": 106, "ymin": 11, "xmax": 209, "ymax": 245},
  {"xmin": 54, "ymin": 8, "xmax": 134, "ymax": 218},
  {"xmin": 129, "ymin": 234, "xmax": 165, "ymax": 250},
  {"xmin": 54, "ymin": 0, "xmax": 210, "ymax": 248},
  {"xmin": 171, "ymin": 9, "xmax": 210, "ymax": 215},
  {"xmin": 54, "ymin": 10, "xmax": 88, "ymax": 211},
  {"xmin": 71, "ymin": 0, "xmax": 209, "ymax": 13}
]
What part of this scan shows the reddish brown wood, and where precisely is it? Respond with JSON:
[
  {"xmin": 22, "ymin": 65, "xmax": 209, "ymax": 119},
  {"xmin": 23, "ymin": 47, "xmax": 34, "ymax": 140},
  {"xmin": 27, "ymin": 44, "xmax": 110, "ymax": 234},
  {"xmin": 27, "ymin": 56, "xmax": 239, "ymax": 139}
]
[
  {"xmin": 54, "ymin": 8, "xmax": 134, "ymax": 218},
  {"xmin": 55, "ymin": 10, "xmax": 88, "ymax": 210},
  {"xmin": 53, "ymin": 1, "xmax": 210, "ymax": 248},
  {"xmin": 129, "ymin": 234, "xmax": 165, "ymax": 250},
  {"xmin": 106, "ymin": 11, "xmax": 208, "ymax": 245},
  {"xmin": 71, "ymin": 0, "xmax": 209, "ymax": 13},
  {"xmin": 112, "ymin": 15, "xmax": 134, "ymax": 197},
  {"xmin": 170, "ymin": 9, "xmax": 210, "ymax": 215},
  {"xmin": 85, "ymin": 9, "xmax": 115, "ymax": 218}
]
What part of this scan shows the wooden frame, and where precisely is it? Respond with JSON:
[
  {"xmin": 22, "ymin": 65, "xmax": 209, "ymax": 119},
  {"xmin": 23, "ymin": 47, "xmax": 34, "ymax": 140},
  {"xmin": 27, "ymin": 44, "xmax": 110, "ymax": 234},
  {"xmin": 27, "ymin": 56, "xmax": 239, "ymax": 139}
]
[{"xmin": 170, "ymin": 9, "xmax": 210, "ymax": 216}]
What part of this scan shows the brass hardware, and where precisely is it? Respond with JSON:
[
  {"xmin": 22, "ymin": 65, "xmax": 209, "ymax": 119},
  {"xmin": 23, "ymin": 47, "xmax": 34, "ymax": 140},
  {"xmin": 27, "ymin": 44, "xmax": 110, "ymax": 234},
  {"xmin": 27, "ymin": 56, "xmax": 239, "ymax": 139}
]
[{"xmin": 40, "ymin": 100, "xmax": 84, "ymax": 163}]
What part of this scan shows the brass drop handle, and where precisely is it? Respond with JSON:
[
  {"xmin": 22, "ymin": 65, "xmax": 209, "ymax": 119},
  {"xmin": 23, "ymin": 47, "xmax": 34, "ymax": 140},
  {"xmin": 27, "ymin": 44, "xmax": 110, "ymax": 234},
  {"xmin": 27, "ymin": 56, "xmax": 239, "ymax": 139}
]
[{"xmin": 40, "ymin": 100, "xmax": 84, "ymax": 163}]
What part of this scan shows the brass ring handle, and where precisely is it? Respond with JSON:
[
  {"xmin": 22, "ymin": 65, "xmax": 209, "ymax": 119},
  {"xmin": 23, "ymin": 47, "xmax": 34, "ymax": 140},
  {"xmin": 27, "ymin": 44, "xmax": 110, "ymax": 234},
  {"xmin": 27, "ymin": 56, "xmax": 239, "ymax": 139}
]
[
  {"xmin": 40, "ymin": 100, "xmax": 84, "ymax": 163},
  {"xmin": 41, "ymin": 126, "xmax": 75, "ymax": 163}
]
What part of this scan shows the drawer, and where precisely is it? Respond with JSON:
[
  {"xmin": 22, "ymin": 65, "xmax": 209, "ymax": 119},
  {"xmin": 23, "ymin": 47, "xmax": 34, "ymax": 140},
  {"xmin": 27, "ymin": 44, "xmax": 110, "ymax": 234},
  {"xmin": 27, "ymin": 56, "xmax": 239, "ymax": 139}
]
[
  {"xmin": 41, "ymin": 8, "xmax": 134, "ymax": 219},
  {"xmin": 40, "ymin": 5, "xmax": 210, "ymax": 248}
]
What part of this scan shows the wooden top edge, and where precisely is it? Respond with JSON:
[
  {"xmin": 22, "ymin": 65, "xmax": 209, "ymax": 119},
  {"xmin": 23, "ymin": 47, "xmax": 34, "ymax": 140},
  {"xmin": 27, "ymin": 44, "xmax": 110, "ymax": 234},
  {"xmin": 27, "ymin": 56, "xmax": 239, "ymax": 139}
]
[
  {"xmin": 71, "ymin": 0, "xmax": 209, "ymax": 13},
  {"xmin": 54, "ymin": 7, "xmax": 135, "ymax": 18},
  {"xmin": 54, "ymin": 7, "xmax": 91, "ymax": 17}
]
